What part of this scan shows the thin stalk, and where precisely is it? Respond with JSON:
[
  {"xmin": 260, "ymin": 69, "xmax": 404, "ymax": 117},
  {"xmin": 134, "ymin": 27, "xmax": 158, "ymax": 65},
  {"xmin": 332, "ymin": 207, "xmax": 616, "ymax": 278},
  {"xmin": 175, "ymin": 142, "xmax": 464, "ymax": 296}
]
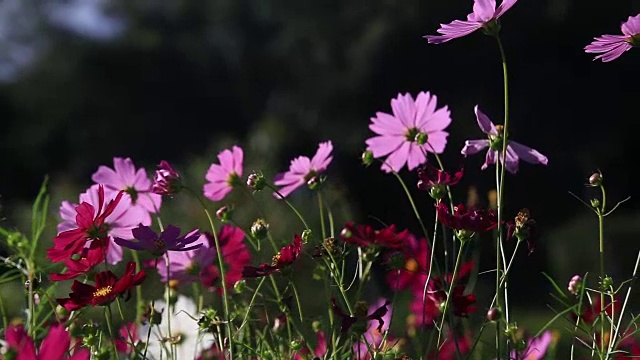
[
  {"xmin": 436, "ymin": 240, "xmax": 467, "ymax": 358},
  {"xmin": 318, "ymin": 191, "xmax": 327, "ymax": 239},
  {"xmin": 185, "ymin": 187, "xmax": 233, "ymax": 359},
  {"xmin": 105, "ymin": 306, "xmax": 121, "ymax": 359},
  {"xmin": 130, "ymin": 250, "xmax": 144, "ymax": 323},
  {"xmin": 165, "ymin": 253, "xmax": 175, "ymax": 360},
  {"xmin": 609, "ymin": 251, "xmax": 640, "ymax": 355},
  {"xmin": 266, "ymin": 184, "xmax": 310, "ymax": 230},
  {"xmin": 598, "ymin": 184, "xmax": 607, "ymax": 359}
]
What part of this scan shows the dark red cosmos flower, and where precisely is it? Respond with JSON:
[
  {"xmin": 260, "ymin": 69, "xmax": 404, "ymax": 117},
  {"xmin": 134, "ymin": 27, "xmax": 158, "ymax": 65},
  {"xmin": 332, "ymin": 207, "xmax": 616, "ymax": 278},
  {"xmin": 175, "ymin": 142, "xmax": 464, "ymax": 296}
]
[
  {"xmin": 200, "ymin": 226, "xmax": 251, "ymax": 293},
  {"xmin": 47, "ymin": 186, "xmax": 124, "ymax": 263},
  {"xmin": 580, "ymin": 296, "xmax": 621, "ymax": 324},
  {"xmin": 341, "ymin": 222, "xmax": 408, "ymax": 250},
  {"xmin": 242, "ymin": 234, "xmax": 302, "ymax": 278},
  {"xmin": 3, "ymin": 323, "xmax": 90, "ymax": 360},
  {"xmin": 417, "ymin": 163, "xmax": 463, "ymax": 200},
  {"xmin": 385, "ymin": 232, "xmax": 431, "ymax": 291},
  {"xmin": 436, "ymin": 202, "xmax": 498, "ymax": 237},
  {"xmin": 57, "ymin": 262, "xmax": 146, "ymax": 311},
  {"xmin": 152, "ymin": 160, "xmax": 183, "ymax": 196},
  {"xmin": 50, "ymin": 241, "xmax": 107, "ymax": 281},
  {"xmin": 331, "ymin": 298, "xmax": 390, "ymax": 334}
]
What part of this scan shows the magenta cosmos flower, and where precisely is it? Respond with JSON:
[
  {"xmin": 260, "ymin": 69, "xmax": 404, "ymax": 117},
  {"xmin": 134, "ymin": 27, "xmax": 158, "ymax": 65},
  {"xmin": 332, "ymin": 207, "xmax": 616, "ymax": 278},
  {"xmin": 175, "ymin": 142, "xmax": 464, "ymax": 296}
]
[
  {"xmin": 366, "ymin": 92, "xmax": 451, "ymax": 173},
  {"xmin": 505, "ymin": 331, "xmax": 552, "ymax": 360},
  {"xmin": 3, "ymin": 323, "xmax": 90, "ymax": 360},
  {"xmin": 461, "ymin": 106, "xmax": 548, "ymax": 174},
  {"xmin": 585, "ymin": 14, "xmax": 640, "ymax": 62},
  {"xmin": 273, "ymin": 141, "xmax": 333, "ymax": 198},
  {"xmin": 92, "ymin": 157, "xmax": 162, "ymax": 223},
  {"xmin": 204, "ymin": 146, "xmax": 244, "ymax": 202},
  {"xmin": 425, "ymin": 0, "xmax": 518, "ymax": 44},
  {"xmin": 56, "ymin": 184, "xmax": 150, "ymax": 264}
]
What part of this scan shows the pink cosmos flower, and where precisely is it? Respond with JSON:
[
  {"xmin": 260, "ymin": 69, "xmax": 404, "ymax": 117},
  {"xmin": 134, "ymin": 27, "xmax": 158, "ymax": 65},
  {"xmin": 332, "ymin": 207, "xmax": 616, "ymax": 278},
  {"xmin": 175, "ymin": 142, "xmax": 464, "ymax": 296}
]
[
  {"xmin": 204, "ymin": 146, "xmax": 244, "ymax": 202},
  {"xmin": 505, "ymin": 331, "xmax": 552, "ymax": 360},
  {"xmin": 366, "ymin": 92, "xmax": 451, "ymax": 173},
  {"xmin": 353, "ymin": 298, "xmax": 395, "ymax": 359},
  {"xmin": 56, "ymin": 184, "xmax": 150, "ymax": 264},
  {"xmin": 2, "ymin": 323, "xmax": 90, "ymax": 360},
  {"xmin": 425, "ymin": 0, "xmax": 518, "ymax": 44},
  {"xmin": 92, "ymin": 157, "xmax": 162, "ymax": 223},
  {"xmin": 461, "ymin": 106, "xmax": 548, "ymax": 174},
  {"xmin": 273, "ymin": 141, "xmax": 333, "ymax": 198},
  {"xmin": 585, "ymin": 14, "xmax": 640, "ymax": 62}
]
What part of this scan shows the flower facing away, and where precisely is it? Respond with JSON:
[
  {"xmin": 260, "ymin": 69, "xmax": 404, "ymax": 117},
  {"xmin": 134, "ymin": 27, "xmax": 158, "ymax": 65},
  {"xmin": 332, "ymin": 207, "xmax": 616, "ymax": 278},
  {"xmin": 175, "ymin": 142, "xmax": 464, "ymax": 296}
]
[
  {"xmin": 49, "ymin": 240, "xmax": 106, "ymax": 281},
  {"xmin": 508, "ymin": 331, "xmax": 552, "ymax": 360},
  {"xmin": 417, "ymin": 163, "xmax": 463, "ymax": 200},
  {"xmin": 585, "ymin": 14, "xmax": 640, "ymax": 62},
  {"xmin": 273, "ymin": 141, "xmax": 333, "ymax": 198},
  {"xmin": 52, "ymin": 184, "xmax": 151, "ymax": 264},
  {"xmin": 425, "ymin": 0, "xmax": 518, "ymax": 44},
  {"xmin": 436, "ymin": 202, "xmax": 498, "ymax": 240},
  {"xmin": 199, "ymin": 225, "xmax": 251, "ymax": 293},
  {"xmin": 242, "ymin": 234, "xmax": 303, "ymax": 278},
  {"xmin": 152, "ymin": 160, "xmax": 182, "ymax": 195},
  {"xmin": 331, "ymin": 298, "xmax": 391, "ymax": 335},
  {"xmin": 91, "ymin": 157, "xmax": 162, "ymax": 220},
  {"xmin": 203, "ymin": 145, "xmax": 244, "ymax": 202},
  {"xmin": 114, "ymin": 225, "xmax": 201, "ymax": 256},
  {"xmin": 57, "ymin": 261, "xmax": 146, "ymax": 311},
  {"xmin": 461, "ymin": 106, "xmax": 548, "ymax": 174},
  {"xmin": 366, "ymin": 92, "xmax": 451, "ymax": 173},
  {"xmin": 341, "ymin": 222, "xmax": 410, "ymax": 250},
  {"xmin": 2, "ymin": 323, "xmax": 90, "ymax": 360}
]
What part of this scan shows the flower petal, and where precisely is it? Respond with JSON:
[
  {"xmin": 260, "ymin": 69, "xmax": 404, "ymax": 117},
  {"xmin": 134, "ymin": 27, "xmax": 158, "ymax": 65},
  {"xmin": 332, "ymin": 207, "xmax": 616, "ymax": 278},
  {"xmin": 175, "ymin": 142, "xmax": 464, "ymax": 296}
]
[
  {"xmin": 474, "ymin": 106, "xmax": 498, "ymax": 135},
  {"xmin": 495, "ymin": 0, "xmax": 518, "ymax": 18},
  {"xmin": 461, "ymin": 139, "xmax": 489, "ymax": 156},
  {"xmin": 370, "ymin": 112, "xmax": 407, "ymax": 136},
  {"xmin": 366, "ymin": 135, "xmax": 405, "ymax": 158},
  {"xmin": 406, "ymin": 144, "xmax": 427, "ymax": 170},
  {"xmin": 310, "ymin": 141, "xmax": 333, "ymax": 171},
  {"xmin": 390, "ymin": 93, "xmax": 416, "ymax": 128},
  {"xmin": 503, "ymin": 146, "xmax": 520, "ymax": 174},
  {"xmin": 509, "ymin": 141, "xmax": 548, "ymax": 166},
  {"xmin": 424, "ymin": 131, "xmax": 449, "ymax": 154},
  {"xmin": 472, "ymin": 0, "xmax": 497, "ymax": 22},
  {"xmin": 481, "ymin": 149, "xmax": 497, "ymax": 170},
  {"xmin": 381, "ymin": 141, "xmax": 411, "ymax": 173},
  {"xmin": 425, "ymin": 20, "xmax": 483, "ymax": 44},
  {"xmin": 621, "ymin": 14, "xmax": 640, "ymax": 36}
]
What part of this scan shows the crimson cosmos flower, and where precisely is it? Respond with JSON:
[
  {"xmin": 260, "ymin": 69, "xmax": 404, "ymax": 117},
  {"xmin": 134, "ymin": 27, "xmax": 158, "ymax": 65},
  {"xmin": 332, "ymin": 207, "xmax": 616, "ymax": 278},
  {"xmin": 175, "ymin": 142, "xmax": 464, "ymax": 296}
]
[
  {"xmin": 242, "ymin": 234, "xmax": 302, "ymax": 278},
  {"xmin": 57, "ymin": 262, "xmax": 146, "ymax": 311},
  {"xmin": 341, "ymin": 222, "xmax": 409, "ymax": 250},
  {"xmin": 47, "ymin": 185, "xmax": 124, "ymax": 263},
  {"xmin": 436, "ymin": 202, "xmax": 498, "ymax": 237},
  {"xmin": 50, "ymin": 241, "xmax": 106, "ymax": 281},
  {"xmin": 417, "ymin": 163, "xmax": 463, "ymax": 190},
  {"xmin": 2, "ymin": 323, "xmax": 90, "ymax": 360}
]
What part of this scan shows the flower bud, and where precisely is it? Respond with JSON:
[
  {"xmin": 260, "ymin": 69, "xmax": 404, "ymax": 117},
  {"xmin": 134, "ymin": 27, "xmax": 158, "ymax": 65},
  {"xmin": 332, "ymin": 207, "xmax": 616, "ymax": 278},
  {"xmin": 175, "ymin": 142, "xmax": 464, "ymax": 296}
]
[
  {"xmin": 306, "ymin": 176, "xmax": 320, "ymax": 190},
  {"xmin": 247, "ymin": 172, "xmax": 265, "ymax": 191},
  {"xmin": 250, "ymin": 219, "xmax": 269, "ymax": 240},
  {"xmin": 361, "ymin": 150, "xmax": 374, "ymax": 167},
  {"xmin": 216, "ymin": 205, "xmax": 233, "ymax": 222},
  {"xmin": 429, "ymin": 186, "xmax": 447, "ymax": 201},
  {"xmin": 312, "ymin": 320, "xmax": 322, "ymax": 332},
  {"xmin": 589, "ymin": 172, "xmax": 603, "ymax": 187},
  {"xmin": 290, "ymin": 340, "xmax": 302, "ymax": 351},
  {"xmin": 414, "ymin": 132, "xmax": 428, "ymax": 146},
  {"xmin": 601, "ymin": 275, "xmax": 613, "ymax": 291},
  {"xmin": 590, "ymin": 198, "xmax": 601, "ymax": 209},
  {"xmin": 486, "ymin": 307, "xmax": 501, "ymax": 322},
  {"xmin": 340, "ymin": 227, "xmax": 352, "ymax": 239},
  {"xmin": 301, "ymin": 229, "xmax": 312, "ymax": 243},
  {"xmin": 568, "ymin": 275, "xmax": 582, "ymax": 295},
  {"xmin": 152, "ymin": 160, "xmax": 182, "ymax": 196},
  {"xmin": 234, "ymin": 280, "xmax": 246, "ymax": 294}
]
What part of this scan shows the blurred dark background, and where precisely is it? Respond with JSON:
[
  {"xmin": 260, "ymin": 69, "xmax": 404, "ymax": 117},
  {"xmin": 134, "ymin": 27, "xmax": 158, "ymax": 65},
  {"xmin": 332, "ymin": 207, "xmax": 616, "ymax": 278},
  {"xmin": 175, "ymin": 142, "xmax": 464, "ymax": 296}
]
[{"xmin": 1, "ymin": 0, "xmax": 639, "ymax": 325}]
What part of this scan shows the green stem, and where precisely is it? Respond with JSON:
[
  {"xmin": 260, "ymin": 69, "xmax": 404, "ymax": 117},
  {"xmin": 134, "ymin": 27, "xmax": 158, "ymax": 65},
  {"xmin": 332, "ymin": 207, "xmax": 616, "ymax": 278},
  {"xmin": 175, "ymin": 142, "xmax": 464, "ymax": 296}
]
[
  {"xmin": 436, "ymin": 240, "xmax": 466, "ymax": 359},
  {"xmin": 318, "ymin": 191, "xmax": 327, "ymax": 240},
  {"xmin": 165, "ymin": 253, "xmax": 175, "ymax": 360},
  {"xmin": 105, "ymin": 306, "xmax": 121, "ymax": 359},
  {"xmin": 185, "ymin": 186, "xmax": 233, "ymax": 359},
  {"xmin": 130, "ymin": 250, "xmax": 144, "ymax": 323},
  {"xmin": 598, "ymin": 184, "xmax": 607, "ymax": 359},
  {"xmin": 266, "ymin": 184, "xmax": 310, "ymax": 230}
]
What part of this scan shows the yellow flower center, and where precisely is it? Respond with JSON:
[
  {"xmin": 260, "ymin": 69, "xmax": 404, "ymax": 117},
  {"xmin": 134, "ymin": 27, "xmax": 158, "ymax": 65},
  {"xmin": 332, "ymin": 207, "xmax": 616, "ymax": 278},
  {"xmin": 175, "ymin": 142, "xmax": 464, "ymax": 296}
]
[
  {"xmin": 404, "ymin": 258, "xmax": 419, "ymax": 273},
  {"xmin": 93, "ymin": 286, "xmax": 113, "ymax": 298}
]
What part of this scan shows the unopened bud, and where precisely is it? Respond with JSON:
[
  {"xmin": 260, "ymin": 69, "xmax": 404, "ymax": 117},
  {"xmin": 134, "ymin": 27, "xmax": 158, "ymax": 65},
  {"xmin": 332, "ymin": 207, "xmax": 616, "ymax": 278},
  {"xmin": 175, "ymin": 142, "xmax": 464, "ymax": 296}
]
[
  {"xmin": 307, "ymin": 176, "xmax": 320, "ymax": 190},
  {"xmin": 216, "ymin": 205, "xmax": 233, "ymax": 222},
  {"xmin": 340, "ymin": 227, "xmax": 352, "ymax": 239},
  {"xmin": 589, "ymin": 172, "xmax": 603, "ymax": 187},
  {"xmin": 361, "ymin": 150, "xmax": 374, "ymax": 167},
  {"xmin": 301, "ymin": 229, "xmax": 312, "ymax": 243},
  {"xmin": 486, "ymin": 307, "xmax": 501, "ymax": 322},
  {"xmin": 247, "ymin": 172, "xmax": 265, "ymax": 191},
  {"xmin": 234, "ymin": 280, "xmax": 245, "ymax": 294},
  {"xmin": 415, "ymin": 132, "xmax": 428, "ymax": 146},
  {"xmin": 568, "ymin": 275, "xmax": 582, "ymax": 295},
  {"xmin": 601, "ymin": 275, "xmax": 613, "ymax": 291},
  {"xmin": 290, "ymin": 340, "xmax": 302, "ymax": 351},
  {"xmin": 590, "ymin": 198, "xmax": 600, "ymax": 209},
  {"xmin": 312, "ymin": 320, "xmax": 322, "ymax": 332},
  {"xmin": 250, "ymin": 219, "xmax": 269, "ymax": 240}
]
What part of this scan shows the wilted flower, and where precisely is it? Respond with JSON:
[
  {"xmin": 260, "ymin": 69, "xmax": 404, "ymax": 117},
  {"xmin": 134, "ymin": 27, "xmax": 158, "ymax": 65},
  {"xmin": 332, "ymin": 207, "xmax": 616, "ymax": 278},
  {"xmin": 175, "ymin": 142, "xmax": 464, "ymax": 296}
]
[
  {"xmin": 506, "ymin": 208, "xmax": 538, "ymax": 254},
  {"xmin": 417, "ymin": 163, "xmax": 463, "ymax": 200},
  {"xmin": 273, "ymin": 141, "xmax": 333, "ymax": 198},
  {"xmin": 461, "ymin": 106, "xmax": 548, "ymax": 174},
  {"xmin": 2, "ymin": 323, "xmax": 90, "ymax": 360},
  {"xmin": 152, "ymin": 160, "xmax": 182, "ymax": 196},
  {"xmin": 585, "ymin": 14, "xmax": 640, "ymax": 62},
  {"xmin": 425, "ymin": 0, "xmax": 519, "ymax": 44},
  {"xmin": 366, "ymin": 92, "xmax": 451, "ymax": 173},
  {"xmin": 57, "ymin": 262, "xmax": 145, "ymax": 311},
  {"xmin": 204, "ymin": 146, "xmax": 244, "ymax": 202},
  {"xmin": 114, "ymin": 225, "xmax": 201, "ymax": 256},
  {"xmin": 242, "ymin": 234, "xmax": 303, "ymax": 278}
]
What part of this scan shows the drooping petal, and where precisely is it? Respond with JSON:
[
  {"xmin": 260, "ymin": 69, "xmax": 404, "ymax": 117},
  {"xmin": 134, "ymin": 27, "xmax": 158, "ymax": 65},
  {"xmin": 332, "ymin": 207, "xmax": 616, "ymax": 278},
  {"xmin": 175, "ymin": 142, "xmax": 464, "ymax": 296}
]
[
  {"xmin": 38, "ymin": 324, "xmax": 71, "ymax": 359},
  {"xmin": 425, "ymin": 20, "xmax": 483, "ymax": 44},
  {"xmin": 503, "ymin": 146, "xmax": 520, "ymax": 174},
  {"xmin": 461, "ymin": 140, "xmax": 489, "ymax": 156},
  {"xmin": 474, "ymin": 106, "xmax": 498, "ymax": 135},
  {"xmin": 509, "ymin": 141, "xmax": 548, "ymax": 166},
  {"xmin": 481, "ymin": 149, "xmax": 498, "ymax": 170}
]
